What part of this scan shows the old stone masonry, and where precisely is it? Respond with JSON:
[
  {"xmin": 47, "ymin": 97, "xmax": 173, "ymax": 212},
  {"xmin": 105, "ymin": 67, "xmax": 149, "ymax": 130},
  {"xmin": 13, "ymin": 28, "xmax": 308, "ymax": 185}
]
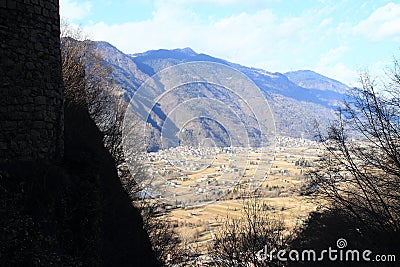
[{"xmin": 0, "ymin": 0, "xmax": 64, "ymax": 161}]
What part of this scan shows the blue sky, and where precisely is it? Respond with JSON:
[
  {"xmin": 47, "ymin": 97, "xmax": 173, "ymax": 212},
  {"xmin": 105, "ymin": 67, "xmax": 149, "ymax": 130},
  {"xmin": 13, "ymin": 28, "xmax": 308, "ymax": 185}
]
[{"xmin": 60, "ymin": 0, "xmax": 400, "ymax": 86}]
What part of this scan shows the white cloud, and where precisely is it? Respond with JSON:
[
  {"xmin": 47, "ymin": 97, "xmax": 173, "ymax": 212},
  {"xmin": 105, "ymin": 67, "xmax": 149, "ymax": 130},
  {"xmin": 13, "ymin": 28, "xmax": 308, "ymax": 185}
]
[
  {"xmin": 319, "ymin": 18, "xmax": 332, "ymax": 27},
  {"xmin": 354, "ymin": 2, "xmax": 400, "ymax": 41},
  {"xmin": 84, "ymin": 4, "xmax": 311, "ymax": 68},
  {"xmin": 81, "ymin": 1, "xmax": 363, "ymax": 85},
  {"xmin": 316, "ymin": 63, "xmax": 358, "ymax": 87},
  {"xmin": 318, "ymin": 46, "xmax": 348, "ymax": 66},
  {"xmin": 60, "ymin": 0, "xmax": 92, "ymax": 20},
  {"xmin": 158, "ymin": 0, "xmax": 275, "ymax": 6}
]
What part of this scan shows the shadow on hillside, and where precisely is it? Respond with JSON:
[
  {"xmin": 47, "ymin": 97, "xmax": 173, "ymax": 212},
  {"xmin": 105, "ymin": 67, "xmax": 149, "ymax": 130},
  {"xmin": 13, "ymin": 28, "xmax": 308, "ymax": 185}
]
[{"xmin": 0, "ymin": 103, "xmax": 161, "ymax": 266}]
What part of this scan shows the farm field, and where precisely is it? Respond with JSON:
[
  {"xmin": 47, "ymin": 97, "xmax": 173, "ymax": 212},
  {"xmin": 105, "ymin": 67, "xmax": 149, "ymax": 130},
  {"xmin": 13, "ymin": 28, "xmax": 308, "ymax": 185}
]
[{"xmin": 141, "ymin": 136, "xmax": 323, "ymax": 254}]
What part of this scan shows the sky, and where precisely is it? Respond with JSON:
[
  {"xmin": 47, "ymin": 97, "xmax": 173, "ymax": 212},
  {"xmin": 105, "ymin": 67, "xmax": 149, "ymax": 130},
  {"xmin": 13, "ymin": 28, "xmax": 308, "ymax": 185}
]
[{"xmin": 60, "ymin": 0, "xmax": 400, "ymax": 86}]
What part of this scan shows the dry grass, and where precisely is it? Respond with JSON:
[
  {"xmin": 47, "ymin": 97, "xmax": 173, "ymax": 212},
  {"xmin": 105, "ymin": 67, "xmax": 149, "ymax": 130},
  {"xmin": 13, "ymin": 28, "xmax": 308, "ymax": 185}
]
[{"xmin": 154, "ymin": 144, "xmax": 323, "ymax": 253}]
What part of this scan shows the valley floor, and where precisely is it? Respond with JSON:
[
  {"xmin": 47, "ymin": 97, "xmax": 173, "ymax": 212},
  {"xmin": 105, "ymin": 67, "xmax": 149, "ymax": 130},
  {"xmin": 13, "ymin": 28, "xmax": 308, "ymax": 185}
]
[{"xmin": 138, "ymin": 136, "xmax": 323, "ymax": 264}]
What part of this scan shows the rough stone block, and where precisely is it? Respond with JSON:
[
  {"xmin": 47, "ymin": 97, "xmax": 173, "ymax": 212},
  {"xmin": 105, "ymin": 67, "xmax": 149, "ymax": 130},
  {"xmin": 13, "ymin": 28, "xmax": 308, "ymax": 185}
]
[
  {"xmin": 35, "ymin": 96, "xmax": 46, "ymax": 105},
  {"xmin": 7, "ymin": 1, "xmax": 17, "ymax": 9},
  {"xmin": 0, "ymin": 142, "xmax": 7, "ymax": 150},
  {"xmin": 33, "ymin": 120, "xmax": 45, "ymax": 129},
  {"xmin": 0, "ymin": 0, "xmax": 63, "ymax": 161}
]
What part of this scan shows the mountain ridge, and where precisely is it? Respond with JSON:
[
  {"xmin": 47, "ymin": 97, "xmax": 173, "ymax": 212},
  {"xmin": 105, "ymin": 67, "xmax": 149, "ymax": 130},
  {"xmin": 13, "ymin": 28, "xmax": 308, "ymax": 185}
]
[
  {"xmin": 131, "ymin": 47, "xmax": 347, "ymax": 107},
  {"xmin": 94, "ymin": 43, "xmax": 348, "ymax": 146},
  {"xmin": 285, "ymin": 69, "xmax": 349, "ymax": 93}
]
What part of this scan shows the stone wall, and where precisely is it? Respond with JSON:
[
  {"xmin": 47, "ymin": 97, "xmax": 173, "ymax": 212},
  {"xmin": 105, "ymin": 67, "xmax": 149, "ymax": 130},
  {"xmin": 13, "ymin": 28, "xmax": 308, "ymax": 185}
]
[{"xmin": 0, "ymin": 0, "xmax": 63, "ymax": 161}]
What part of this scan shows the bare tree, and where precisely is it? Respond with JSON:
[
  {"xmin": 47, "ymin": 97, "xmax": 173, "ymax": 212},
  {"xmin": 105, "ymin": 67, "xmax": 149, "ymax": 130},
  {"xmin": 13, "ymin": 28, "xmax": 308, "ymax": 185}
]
[
  {"xmin": 61, "ymin": 21, "xmax": 142, "ymax": 193},
  {"xmin": 61, "ymin": 20, "xmax": 124, "ymax": 123},
  {"xmin": 311, "ymin": 62, "xmax": 400, "ymax": 237},
  {"xmin": 135, "ymin": 200, "xmax": 183, "ymax": 266},
  {"xmin": 61, "ymin": 23, "xmax": 185, "ymax": 266},
  {"xmin": 208, "ymin": 196, "xmax": 289, "ymax": 267}
]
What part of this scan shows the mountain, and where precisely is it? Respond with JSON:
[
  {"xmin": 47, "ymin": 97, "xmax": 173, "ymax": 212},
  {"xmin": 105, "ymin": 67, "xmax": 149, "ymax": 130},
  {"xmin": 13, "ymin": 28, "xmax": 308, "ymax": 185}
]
[
  {"xmin": 130, "ymin": 47, "xmax": 227, "ymax": 75},
  {"xmin": 94, "ymin": 41, "xmax": 149, "ymax": 90},
  {"xmin": 285, "ymin": 70, "xmax": 349, "ymax": 94},
  {"xmin": 131, "ymin": 48, "xmax": 347, "ymax": 108},
  {"xmin": 94, "ymin": 42, "xmax": 349, "ymax": 149}
]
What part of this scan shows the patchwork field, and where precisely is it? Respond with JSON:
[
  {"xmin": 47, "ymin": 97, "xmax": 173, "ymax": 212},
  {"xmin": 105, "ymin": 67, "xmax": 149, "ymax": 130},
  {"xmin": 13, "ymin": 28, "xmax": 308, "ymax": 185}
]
[{"xmin": 140, "ymin": 136, "xmax": 323, "ymax": 255}]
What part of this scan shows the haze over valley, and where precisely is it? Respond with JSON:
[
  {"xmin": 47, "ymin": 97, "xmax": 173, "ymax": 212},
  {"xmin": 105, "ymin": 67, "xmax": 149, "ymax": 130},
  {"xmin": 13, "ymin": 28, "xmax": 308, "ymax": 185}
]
[{"xmin": 94, "ymin": 41, "xmax": 349, "ymax": 148}]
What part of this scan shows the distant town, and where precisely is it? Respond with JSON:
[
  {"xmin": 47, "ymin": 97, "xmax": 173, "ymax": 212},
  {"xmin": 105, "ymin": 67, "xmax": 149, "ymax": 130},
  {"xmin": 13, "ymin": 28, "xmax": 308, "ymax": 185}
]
[{"xmin": 140, "ymin": 136, "xmax": 319, "ymax": 206}]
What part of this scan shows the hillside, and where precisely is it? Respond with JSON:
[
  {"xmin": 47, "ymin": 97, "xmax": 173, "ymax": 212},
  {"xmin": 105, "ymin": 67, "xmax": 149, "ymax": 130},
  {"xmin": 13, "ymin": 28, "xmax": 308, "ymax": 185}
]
[
  {"xmin": 95, "ymin": 42, "xmax": 349, "ymax": 148},
  {"xmin": 285, "ymin": 69, "xmax": 349, "ymax": 93}
]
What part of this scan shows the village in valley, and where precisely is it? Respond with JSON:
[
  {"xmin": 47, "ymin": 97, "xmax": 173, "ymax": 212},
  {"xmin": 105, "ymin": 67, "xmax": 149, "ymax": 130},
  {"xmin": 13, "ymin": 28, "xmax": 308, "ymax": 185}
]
[{"xmin": 140, "ymin": 136, "xmax": 323, "ymax": 257}]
